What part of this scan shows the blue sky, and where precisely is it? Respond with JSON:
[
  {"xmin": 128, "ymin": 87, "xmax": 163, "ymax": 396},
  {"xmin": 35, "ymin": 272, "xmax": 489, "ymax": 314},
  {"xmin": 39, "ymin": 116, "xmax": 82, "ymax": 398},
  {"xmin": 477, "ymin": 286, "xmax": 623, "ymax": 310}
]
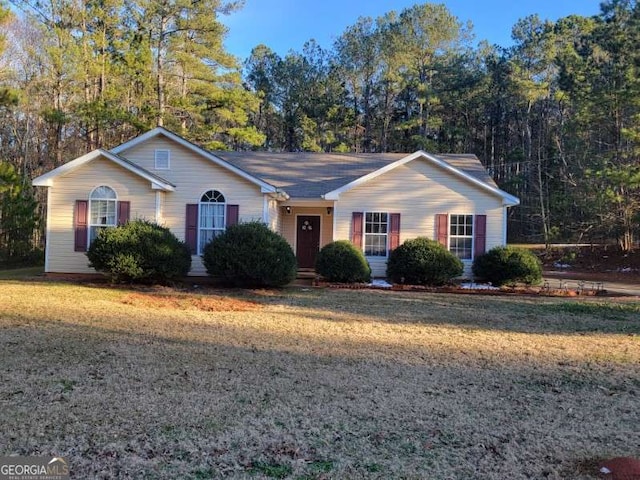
[{"xmin": 221, "ymin": 0, "xmax": 604, "ymax": 60}]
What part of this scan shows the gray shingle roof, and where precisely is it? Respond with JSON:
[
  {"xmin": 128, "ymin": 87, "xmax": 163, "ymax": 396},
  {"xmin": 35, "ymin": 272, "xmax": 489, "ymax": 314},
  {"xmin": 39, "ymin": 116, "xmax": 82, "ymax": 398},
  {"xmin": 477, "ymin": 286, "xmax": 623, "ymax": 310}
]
[{"xmin": 214, "ymin": 151, "xmax": 496, "ymax": 199}]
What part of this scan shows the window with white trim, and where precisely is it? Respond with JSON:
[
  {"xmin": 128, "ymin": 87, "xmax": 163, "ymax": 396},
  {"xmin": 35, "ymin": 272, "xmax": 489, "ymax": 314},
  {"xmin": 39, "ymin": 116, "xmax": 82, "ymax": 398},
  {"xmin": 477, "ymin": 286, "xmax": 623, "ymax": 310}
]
[
  {"xmin": 155, "ymin": 149, "xmax": 170, "ymax": 169},
  {"xmin": 198, "ymin": 190, "xmax": 226, "ymax": 254},
  {"xmin": 449, "ymin": 214, "xmax": 473, "ymax": 260},
  {"xmin": 89, "ymin": 186, "xmax": 117, "ymax": 244},
  {"xmin": 364, "ymin": 212, "xmax": 388, "ymax": 256}
]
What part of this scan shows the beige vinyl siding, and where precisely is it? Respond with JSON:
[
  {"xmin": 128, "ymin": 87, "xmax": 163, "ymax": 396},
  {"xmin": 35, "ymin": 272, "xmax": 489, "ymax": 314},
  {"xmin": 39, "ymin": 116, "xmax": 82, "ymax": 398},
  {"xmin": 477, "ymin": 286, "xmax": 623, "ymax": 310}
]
[
  {"xmin": 280, "ymin": 206, "xmax": 333, "ymax": 253},
  {"xmin": 334, "ymin": 159, "xmax": 505, "ymax": 277},
  {"xmin": 46, "ymin": 157, "xmax": 156, "ymax": 273},
  {"xmin": 121, "ymin": 137, "xmax": 265, "ymax": 275}
]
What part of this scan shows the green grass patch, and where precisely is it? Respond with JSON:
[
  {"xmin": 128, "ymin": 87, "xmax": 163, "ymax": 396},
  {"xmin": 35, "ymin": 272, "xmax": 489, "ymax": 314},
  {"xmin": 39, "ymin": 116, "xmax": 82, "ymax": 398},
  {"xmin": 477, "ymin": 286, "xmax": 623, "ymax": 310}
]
[
  {"xmin": 545, "ymin": 301, "xmax": 640, "ymax": 319},
  {"xmin": 0, "ymin": 266, "xmax": 43, "ymax": 279},
  {"xmin": 308, "ymin": 460, "xmax": 333, "ymax": 473},
  {"xmin": 249, "ymin": 461, "xmax": 293, "ymax": 478}
]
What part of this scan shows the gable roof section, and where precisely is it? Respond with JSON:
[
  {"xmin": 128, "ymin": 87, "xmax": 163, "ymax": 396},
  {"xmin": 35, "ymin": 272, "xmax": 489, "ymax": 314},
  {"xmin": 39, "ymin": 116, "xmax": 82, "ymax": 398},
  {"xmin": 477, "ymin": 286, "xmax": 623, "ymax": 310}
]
[
  {"xmin": 32, "ymin": 149, "xmax": 176, "ymax": 191},
  {"xmin": 110, "ymin": 127, "xmax": 279, "ymax": 194},
  {"xmin": 217, "ymin": 150, "xmax": 519, "ymax": 206},
  {"xmin": 322, "ymin": 151, "xmax": 520, "ymax": 206},
  {"xmin": 216, "ymin": 151, "xmax": 406, "ymax": 199},
  {"xmin": 33, "ymin": 127, "xmax": 517, "ymax": 206}
]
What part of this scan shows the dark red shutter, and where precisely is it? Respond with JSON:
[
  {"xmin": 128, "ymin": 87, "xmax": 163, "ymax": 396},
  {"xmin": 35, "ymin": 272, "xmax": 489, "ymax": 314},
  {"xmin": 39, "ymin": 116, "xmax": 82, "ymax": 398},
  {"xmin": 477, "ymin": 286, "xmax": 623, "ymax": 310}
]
[
  {"xmin": 474, "ymin": 214, "xmax": 487, "ymax": 257},
  {"xmin": 226, "ymin": 204, "xmax": 239, "ymax": 227},
  {"xmin": 74, "ymin": 200, "xmax": 88, "ymax": 252},
  {"xmin": 185, "ymin": 204, "xmax": 198, "ymax": 254},
  {"xmin": 117, "ymin": 201, "xmax": 130, "ymax": 226},
  {"xmin": 436, "ymin": 214, "xmax": 448, "ymax": 247},
  {"xmin": 389, "ymin": 213, "xmax": 401, "ymax": 252},
  {"xmin": 351, "ymin": 212, "xmax": 363, "ymax": 248}
]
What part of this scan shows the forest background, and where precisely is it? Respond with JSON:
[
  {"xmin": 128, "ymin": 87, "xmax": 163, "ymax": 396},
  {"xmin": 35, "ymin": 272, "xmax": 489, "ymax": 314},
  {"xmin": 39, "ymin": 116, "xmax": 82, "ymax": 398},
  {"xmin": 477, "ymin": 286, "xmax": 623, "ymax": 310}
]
[{"xmin": 0, "ymin": 0, "xmax": 639, "ymax": 266}]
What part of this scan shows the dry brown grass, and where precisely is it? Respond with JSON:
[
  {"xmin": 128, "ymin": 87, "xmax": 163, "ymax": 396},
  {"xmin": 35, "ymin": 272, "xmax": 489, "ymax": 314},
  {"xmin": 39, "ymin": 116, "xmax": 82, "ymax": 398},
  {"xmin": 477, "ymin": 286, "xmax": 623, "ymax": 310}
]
[
  {"xmin": 121, "ymin": 292, "xmax": 262, "ymax": 312},
  {"xmin": 0, "ymin": 280, "xmax": 639, "ymax": 479}
]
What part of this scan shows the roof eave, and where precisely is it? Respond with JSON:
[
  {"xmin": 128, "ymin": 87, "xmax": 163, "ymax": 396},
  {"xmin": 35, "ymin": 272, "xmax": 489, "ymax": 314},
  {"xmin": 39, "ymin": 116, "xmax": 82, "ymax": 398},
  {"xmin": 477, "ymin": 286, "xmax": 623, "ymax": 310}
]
[
  {"xmin": 323, "ymin": 150, "xmax": 520, "ymax": 204},
  {"xmin": 32, "ymin": 178, "xmax": 53, "ymax": 187},
  {"xmin": 503, "ymin": 196, "xmax": 520, "ymax": 207},
  {"xmin": 31, "ymin": 149, "xmax": 175, "ymax": 192}
]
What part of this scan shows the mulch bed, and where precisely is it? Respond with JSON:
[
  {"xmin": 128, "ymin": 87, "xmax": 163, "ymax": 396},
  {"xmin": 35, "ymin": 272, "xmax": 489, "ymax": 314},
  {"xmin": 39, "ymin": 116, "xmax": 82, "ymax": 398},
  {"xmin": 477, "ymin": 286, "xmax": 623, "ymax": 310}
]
[{"xmin": 318, "ymin": 282, "xmax": 610, "ymax": 297}]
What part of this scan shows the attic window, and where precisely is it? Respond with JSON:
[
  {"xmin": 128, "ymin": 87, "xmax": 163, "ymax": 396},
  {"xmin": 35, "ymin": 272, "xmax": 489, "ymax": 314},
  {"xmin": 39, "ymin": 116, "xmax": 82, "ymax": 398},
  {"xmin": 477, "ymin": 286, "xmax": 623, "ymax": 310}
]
[{"xmin": 155, "ymin": 149, "xmax": 170, "ymax": 170}]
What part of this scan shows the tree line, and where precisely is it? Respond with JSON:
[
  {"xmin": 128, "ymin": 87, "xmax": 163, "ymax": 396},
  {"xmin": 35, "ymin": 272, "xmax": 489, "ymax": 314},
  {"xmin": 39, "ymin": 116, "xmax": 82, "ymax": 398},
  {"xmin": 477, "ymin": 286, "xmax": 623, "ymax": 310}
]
[{"xmin": 0, "ymin": 0, "xmax": 639, "ymax": 265}]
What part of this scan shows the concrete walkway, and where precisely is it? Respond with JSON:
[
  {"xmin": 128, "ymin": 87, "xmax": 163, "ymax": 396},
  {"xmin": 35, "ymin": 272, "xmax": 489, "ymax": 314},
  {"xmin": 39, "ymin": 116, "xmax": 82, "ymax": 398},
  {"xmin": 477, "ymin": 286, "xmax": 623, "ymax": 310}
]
[{"xmin": 543, "ymin": 271, "xmax": 640, "ymax": 297}]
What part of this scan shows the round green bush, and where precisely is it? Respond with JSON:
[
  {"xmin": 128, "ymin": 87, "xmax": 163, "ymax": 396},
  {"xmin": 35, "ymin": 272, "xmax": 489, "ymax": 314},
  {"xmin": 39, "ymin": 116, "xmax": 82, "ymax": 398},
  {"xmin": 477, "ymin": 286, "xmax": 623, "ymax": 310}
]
[
  {"xmin": 315, "ymin": 240, "xmax": 371, "ymax": 283},
  {"xmin": 472, "ymin": 246, "xmax": 542, "ymax": 286},
  {"xmin": 202, "ymin": 222, "xmax": 297, "ymax": 287},
  {"xmin": 87, "ymin": 219, "xmax": 191, "ymax": 284},
  {"xmin": 386, "ymin": 237, "xmax": 463, "ymax": 285}
]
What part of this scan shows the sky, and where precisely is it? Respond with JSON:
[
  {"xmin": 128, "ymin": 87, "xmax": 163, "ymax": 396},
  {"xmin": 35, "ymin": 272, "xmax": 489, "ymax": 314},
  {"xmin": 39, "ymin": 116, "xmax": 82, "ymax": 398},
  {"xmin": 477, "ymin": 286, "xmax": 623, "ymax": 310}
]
[{"xmin": 221, "ymin": 0, "xmax": 604, "ymax": 61}]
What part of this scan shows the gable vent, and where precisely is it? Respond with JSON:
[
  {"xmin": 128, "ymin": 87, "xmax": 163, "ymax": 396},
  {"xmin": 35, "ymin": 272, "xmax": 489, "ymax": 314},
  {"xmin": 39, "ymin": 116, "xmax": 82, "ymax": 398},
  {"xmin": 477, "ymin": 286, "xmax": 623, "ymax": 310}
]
[{"xmin": 155, "ymin": 149, "xmax": 170, "ymax": 170}]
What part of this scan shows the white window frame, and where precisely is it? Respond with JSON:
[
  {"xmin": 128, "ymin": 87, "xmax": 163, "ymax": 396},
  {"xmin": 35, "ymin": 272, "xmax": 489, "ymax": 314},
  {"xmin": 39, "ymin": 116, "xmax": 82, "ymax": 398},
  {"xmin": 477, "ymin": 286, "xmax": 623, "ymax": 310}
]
[
  {"xmin": 154, "ymin": 149, "xmax": 170, "ymax": 170},
  {"xmin": 197, "ymin": 189, "xmax": 226, "ymax": 255},
  {"xmin": 364, "ymin": 211, "xmax": 389, "ymax": 257},
  {"xmin": 448, "ymin": 214, "xmax": 474, "ymax": 260},
  {"xmin": 88, "ymin": 185, "xmax": 117, "ymax": 245}
]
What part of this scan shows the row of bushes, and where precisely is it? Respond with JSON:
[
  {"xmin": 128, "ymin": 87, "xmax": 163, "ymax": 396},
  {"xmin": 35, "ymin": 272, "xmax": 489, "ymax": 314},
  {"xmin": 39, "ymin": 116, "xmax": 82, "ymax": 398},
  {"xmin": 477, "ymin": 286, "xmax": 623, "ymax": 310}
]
[
  {"xmin": 315, "ymin": 237, "xmax": 541, "ymax": 287},
  {"xmin": 87, "ymin": 220, "xmax": 541, "ymax": 287}
]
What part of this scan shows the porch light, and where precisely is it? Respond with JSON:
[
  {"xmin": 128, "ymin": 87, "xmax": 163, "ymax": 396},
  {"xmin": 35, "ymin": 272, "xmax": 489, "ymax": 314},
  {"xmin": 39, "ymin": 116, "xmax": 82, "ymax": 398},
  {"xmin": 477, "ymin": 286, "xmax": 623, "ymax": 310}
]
[
  {"xmin": 327, "ymin": 207, "xmax": 333, "ymax": 215},
  {"xmin": 285, "ymin": 206, "xmax": 292, "ymax": 215}
]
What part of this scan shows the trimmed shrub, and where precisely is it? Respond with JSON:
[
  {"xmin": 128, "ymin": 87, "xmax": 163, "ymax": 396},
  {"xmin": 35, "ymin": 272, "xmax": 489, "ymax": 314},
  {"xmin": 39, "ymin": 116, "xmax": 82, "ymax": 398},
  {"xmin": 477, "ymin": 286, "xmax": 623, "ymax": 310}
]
[
  {"xmin": 202, "ymin": 221, "xmax": 296, "ymax": 287},
  {"xmin": 386, "ymin": 237, "xmax": 463, "ymax": 285},
  {"xmin": 87, "ymin": 219, "xmax": 191, "ymax": 284},
  {"xmin": 315, "ymin": 240, "xmax": 371, "ymax": 283},
  {"xmin": 472, "ymin": 246, "xmax": 542, "ymax": 286}
]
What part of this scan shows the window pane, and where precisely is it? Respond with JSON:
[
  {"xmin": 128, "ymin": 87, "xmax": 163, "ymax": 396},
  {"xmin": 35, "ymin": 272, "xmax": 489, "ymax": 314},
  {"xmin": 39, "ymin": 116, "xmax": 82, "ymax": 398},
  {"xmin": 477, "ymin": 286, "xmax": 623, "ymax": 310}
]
[
  {"xmin": 200, "ymin": 230, "xmax": 214, "ymax": 251},
  {"xmin": 200, "ymin": 204, "xmax": 212, "ymax": 228},
  {"xmin": 365, "ymin": 235, "xmax": 387, "ymax": 256},
  {"xmin": 364, "ymin": 212, "xmax": 388, "ymax": 256},
  {"xmin": 90, "ymin": 200, "xmax": 116, "ymax": 226},
  {"xmin": 90, "ymin": 186, "xmax": 116, "ymax": 200},
  {"xmin": 449, "ymin": 214, "xmax": 473, "ymax": 259},
  {"xmin": 201, "ymin": 189, "xmax": 226, "ymax": 203},
  {"xmin": 451, "ymin": 237, "xmax": 472, "ymax": 260}
]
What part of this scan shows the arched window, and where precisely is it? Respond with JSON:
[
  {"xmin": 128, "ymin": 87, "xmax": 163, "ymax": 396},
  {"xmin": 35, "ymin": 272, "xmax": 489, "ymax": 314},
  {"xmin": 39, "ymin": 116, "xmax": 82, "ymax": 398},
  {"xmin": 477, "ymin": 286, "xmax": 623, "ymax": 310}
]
[
  {"xmin": 89, "ymin": 186, "xmax": 117, "ymax": 244},
  {"xmin": 198, "ymin": 189, "xmax": 226, "ymax": 254}
]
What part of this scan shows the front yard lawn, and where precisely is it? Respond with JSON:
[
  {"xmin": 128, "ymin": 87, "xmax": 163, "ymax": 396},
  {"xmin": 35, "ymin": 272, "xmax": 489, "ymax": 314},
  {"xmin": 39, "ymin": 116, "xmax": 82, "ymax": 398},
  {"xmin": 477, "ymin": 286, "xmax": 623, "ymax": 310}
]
[{"xmin": 0, "ymin": 280, "xmax": 638, "ymax": 479}]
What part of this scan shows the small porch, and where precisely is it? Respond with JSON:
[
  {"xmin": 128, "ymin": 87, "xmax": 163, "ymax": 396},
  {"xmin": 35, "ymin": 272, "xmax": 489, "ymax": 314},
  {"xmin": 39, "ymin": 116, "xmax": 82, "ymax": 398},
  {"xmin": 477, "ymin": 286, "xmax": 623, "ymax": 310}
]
[{"xmin": 279, "ymin": 201, "xmax": 335, "ymax": 271}]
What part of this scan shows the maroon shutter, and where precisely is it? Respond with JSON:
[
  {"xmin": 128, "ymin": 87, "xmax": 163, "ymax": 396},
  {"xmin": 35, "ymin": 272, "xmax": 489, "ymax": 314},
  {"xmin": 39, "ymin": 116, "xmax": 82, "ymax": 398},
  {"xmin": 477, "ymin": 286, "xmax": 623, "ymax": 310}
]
[
  {"xmin": 389, "ymin": 213, "xmax": 401, "ymax": 252},
  {"xmin": 351, "ymin": 212, "xmax": 363, "ymax": 248},
  {"xmin": 226, "ymin": 204, "xmax": 239, "ymax": 227},
  {"xmin": 185, "ymin": 204, "xmax": 198, "ymax": 254},
  {"xmin": 436, "ymin": 214, "xmax": 448, "ymax": 247},
  {"xmin": 474, "ymin": 214, "xmax": 487, "ymax": 257},
  {"xmin": 74, "ymin": 200, "xmax": 88, "ymax": 252},
  {"xmin": 117, "ymin": 201, "xmax": 130, "ymax": 226}
]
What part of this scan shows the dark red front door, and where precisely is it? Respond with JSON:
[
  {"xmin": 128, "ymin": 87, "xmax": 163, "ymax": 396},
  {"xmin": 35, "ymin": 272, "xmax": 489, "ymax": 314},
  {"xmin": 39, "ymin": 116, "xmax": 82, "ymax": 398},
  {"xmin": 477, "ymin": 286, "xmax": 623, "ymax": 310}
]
[{"xmin": 296, "ymin": 216, "xmax": 321, "ymax": 268}]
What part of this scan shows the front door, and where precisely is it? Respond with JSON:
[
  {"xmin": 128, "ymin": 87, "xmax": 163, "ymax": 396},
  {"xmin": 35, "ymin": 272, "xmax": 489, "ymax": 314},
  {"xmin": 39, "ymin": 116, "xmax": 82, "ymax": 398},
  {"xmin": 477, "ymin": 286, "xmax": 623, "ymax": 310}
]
[{"xmin": 296, "ymin": 215, "xmax": 321, "ymax": 268}]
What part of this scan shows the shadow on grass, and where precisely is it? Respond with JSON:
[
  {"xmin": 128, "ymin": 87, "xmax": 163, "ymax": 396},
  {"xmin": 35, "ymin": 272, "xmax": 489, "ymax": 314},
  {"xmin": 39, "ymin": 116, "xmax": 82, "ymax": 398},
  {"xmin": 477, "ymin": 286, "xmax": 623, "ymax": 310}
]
[
  {"xmin": 0, "ymin": 266, "xmax": 44, "ymax": 280},
  {"xmin": 1, "ymin": 314, "xmax": 636, "ymax": 480},
  {"xmin": 252, "ymin": 287, "xmax": 640, "ymax": 336},
  {"xmin": 3, "ymin": 277, "xmax": 640, "ymax": 336}
]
